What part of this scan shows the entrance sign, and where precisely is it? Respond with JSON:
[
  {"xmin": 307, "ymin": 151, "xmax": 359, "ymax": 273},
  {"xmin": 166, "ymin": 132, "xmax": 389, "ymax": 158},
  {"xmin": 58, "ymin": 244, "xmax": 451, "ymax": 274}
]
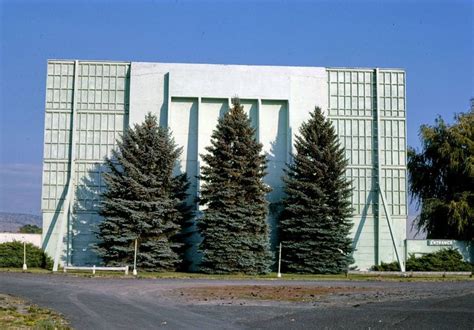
[{"xmin": 427, "ymin": 240, "xmax": 454, "ymax": 246}]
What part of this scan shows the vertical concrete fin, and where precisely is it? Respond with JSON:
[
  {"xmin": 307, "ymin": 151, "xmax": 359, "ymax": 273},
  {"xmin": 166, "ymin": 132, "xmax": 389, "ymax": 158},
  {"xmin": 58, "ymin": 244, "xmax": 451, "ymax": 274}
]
[
  {"xmin": 375, "ymin": 68, "xmax": 405, "ymax": 272},
  {"xmin": 52, "ymin": 60, "xmax": 79, "ymax": 272}
]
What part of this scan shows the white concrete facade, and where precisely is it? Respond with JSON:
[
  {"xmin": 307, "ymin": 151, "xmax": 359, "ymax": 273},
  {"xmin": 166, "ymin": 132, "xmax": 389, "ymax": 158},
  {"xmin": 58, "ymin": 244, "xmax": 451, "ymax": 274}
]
[
  {"xmin": 42, "ymin": 60, "xmax": 407, "ymax": 271},
  {"xmin": 0, "ymin": 233, "xmax": 42, "ymax": 247}
]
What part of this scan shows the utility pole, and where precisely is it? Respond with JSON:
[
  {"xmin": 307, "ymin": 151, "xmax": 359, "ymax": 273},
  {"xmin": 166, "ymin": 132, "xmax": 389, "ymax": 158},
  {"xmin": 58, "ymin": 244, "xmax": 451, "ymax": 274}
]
[
  {"xmin": 133, "ymin": 238, "xmax": 138, "ymax": 276},
  {"xmin": 22, "ymin": 240, "xmax": 27, "ymax": 271},
  {"xmin": 277, "ymin": 242, "xmax": 282, "ymax": 278}
]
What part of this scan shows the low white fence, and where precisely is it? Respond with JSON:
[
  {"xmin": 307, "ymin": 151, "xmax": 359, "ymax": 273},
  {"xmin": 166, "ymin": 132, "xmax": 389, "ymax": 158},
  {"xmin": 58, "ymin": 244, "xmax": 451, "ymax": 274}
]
[
  {"xmin": 64, "ymin": 265, "xmax": 129, "ymax": 275},
  {"xmin": 349, "ymin": 270, "xmax": 472, "ymax": 277}
]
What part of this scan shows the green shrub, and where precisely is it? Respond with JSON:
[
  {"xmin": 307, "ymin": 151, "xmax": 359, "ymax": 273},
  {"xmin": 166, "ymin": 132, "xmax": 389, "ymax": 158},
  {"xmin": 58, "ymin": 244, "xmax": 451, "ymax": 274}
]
[
  {"xmin": 0, "ymin": 241, "xmax": 53, "ymax": 269},
  {"xmin": 370, "ymin": 249, "xmax": 473, "ymax": 272},
  {"xmin": 370, "ymin": 261, "xmax": 400, "ymax": 271},
  {"xmin": 19, "ymin": 224, "xmax": 42, "ymax": 234},
  {"xmin": 406, "ymin": 249, "xmax": 473, "ymax": 271}
]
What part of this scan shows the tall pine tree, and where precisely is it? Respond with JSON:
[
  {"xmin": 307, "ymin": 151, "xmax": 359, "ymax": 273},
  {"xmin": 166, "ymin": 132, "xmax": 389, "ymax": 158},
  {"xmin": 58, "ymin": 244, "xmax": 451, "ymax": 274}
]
[
  {"xmin": 97, "ymin": 113, "xmax": 192, "ymax": 271},
  {"xmin": 279, "ymin": 107, "xmax": 353, "ymax": 274},
  {"xmin": 198, "ymin": 98, "xmax": 272, "ymax": 274}
]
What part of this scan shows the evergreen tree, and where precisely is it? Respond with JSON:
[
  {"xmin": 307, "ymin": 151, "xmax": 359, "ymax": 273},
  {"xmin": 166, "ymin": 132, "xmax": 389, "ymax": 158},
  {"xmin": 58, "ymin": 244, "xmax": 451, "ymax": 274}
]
[
  {"xmin": 279, "ymin": 107, "xmax": 353, "ymax": 274},
  {"xmin": 171, "ymin": 173, "xmax": 195, "ymax": 270},
  {"xmin": 198, "ymin": 98, "xmax": 272, "ymax": 274},
  {"xmin": 97, "ymin": 113, "xmax": 192, "ymax": 271}
]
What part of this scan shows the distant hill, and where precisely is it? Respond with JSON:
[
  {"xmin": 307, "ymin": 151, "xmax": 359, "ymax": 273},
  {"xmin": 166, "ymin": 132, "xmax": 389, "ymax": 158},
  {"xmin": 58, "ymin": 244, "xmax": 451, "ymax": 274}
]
[{"xmin": 0, "ymin": 212, "xmax": 42, "ymax": 233}]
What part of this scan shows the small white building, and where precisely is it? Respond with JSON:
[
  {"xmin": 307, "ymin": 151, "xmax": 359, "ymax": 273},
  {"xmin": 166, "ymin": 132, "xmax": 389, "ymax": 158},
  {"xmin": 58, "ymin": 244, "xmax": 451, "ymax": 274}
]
[
  {"xmin": 0, "ymin": 233, "xmax": 42, "ymax": 247},
  {"xmin": 42, "ymin": 60, "xmax": 408, "ymax": 270}
]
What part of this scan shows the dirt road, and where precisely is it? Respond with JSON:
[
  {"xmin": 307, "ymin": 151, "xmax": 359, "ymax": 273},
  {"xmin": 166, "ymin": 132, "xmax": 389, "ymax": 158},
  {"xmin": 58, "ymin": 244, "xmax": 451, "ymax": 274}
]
[{"xmin": 1, "ymin": 273, "xmax": 472, "ymax": 329}]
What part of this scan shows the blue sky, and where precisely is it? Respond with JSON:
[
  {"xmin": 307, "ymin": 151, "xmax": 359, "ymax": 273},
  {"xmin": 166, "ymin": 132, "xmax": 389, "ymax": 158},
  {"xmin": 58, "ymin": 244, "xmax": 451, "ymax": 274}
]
[{"xmin": 0, "ymin": 0, "xmax": 473, "ymax": 218}]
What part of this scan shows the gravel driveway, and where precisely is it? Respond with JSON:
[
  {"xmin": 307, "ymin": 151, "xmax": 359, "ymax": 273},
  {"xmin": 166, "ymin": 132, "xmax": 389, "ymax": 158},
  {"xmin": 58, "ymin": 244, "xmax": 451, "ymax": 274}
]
[{"xmin": 0, "ymin": 273, "xmax": 473, "ymax": 329}]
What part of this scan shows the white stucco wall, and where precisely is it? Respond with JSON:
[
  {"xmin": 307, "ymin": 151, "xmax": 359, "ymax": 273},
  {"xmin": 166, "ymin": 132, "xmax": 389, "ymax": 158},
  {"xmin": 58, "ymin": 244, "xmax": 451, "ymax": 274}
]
[
  {"xmin": 129, "ymin": 63, "xmax": 329, "ymax": 269},
  {"xmin": 0, "ymin": 233, "xmax": 42, "ymax": 247},
  {"xmin": 129, "ymin": 62, "xmax": 328, "ymax": 201},
  {"xmin": 129, "ymin": 62, "xmax": 327, "ymax": 130}
]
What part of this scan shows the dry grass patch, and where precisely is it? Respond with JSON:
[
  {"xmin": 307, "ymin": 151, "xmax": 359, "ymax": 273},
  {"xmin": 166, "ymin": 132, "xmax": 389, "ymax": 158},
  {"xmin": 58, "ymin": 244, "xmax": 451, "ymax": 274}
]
[
  {"xmin": 174, "ymin": 285, "xmax": 371, "ymax": 302},
  {"xmin": 0, "ymin": 293, "xmax": 70, "ymax": 329}
]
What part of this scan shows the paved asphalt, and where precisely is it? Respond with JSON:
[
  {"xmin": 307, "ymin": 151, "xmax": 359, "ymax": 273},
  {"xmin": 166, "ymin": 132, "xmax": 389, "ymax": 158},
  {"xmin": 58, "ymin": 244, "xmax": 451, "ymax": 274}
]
[{"xmin": 0, "ymin": 273, "xmax": 473, "ymax": 329}]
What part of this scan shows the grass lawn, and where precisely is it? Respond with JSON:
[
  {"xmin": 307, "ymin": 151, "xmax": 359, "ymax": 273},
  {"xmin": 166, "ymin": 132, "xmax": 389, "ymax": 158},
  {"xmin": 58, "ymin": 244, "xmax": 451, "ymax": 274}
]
[{"xmin": 0, "ymin": 293, "xmax": 70, "ymax": 329}]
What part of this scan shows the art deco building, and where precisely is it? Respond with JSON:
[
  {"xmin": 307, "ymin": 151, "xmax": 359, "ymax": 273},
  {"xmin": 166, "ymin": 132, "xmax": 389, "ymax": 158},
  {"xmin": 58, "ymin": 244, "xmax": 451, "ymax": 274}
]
[{"xmin": 42, "ymin": 60, "xmax": 407, "ymax": 270}]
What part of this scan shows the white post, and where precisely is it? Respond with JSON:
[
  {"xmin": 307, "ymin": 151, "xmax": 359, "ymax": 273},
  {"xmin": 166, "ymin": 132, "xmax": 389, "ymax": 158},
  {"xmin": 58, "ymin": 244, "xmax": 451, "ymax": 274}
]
[
  {"xmin": 375, "ymin": 68, "xmax": 382, "ymax": 266},
  {"xmin": 22, "ymin": 240, "xmax": 27, "ymax": 271},
  {"xmin": 92, "ymin": 265, "xmax": 96, "ymax": 275},
  {"xmin": 125, "ymin": 265, "xmax": 129, "ymax": 275},
  {"xmin": 133, "ymin": 239, "xmax": 138, "ymax": 276},
  {"xmin": 277, "ymin": 242, "xmax": 282, "ymax": 278}
]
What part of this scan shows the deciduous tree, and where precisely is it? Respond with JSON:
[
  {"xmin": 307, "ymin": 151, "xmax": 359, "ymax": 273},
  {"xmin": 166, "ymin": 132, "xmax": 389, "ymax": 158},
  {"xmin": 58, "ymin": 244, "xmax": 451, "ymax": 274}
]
[{"xmin": 408, "ymin": 109, "xmax": 474, "ymax": 240}]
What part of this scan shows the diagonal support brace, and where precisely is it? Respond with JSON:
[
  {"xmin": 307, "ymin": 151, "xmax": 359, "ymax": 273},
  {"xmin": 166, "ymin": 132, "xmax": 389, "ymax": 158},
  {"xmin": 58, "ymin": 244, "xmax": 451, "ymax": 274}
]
[{"xmin": 378, "ymin": 184, "xmax": 405, "ymax": 272}]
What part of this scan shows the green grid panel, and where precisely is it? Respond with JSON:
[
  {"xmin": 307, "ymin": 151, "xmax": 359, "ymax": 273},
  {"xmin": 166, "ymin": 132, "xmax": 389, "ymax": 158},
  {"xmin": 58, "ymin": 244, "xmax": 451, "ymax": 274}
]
[
  {"xmin": 74, "ymin": 162, "xmax": 108, "ymax": 213},
  {"xmin": 43, "ymin": 112, "xmax": 72, "ymax": 160},
  {"xmin": 75, "ymin": 112, "xmax": 125, "ymax": 160},
  {"xmin": 332, "ymin": 118, "xmax": 375, "ymax": 166},
  {"xmin": 381, "ymin": 168, "xmax": 407, "ymax": 216},
  {"xmin": 77, "ymin": 63, "xmax": 129, "ymax": 111},
  {"xmin": 71, "ymin": 62, "xmax": 130, "ymax": 265},
  {"xmin": 380, "ymin": 119, "xmax": 406, "ymax": 166},
  {"xmin": 345, "ymin": 168, "xmax": 377, "ymax": 216},
  {"xmin": 46, "ymin": 62, "xmax": 74, "ymax": 110},
  {"xmin": 328, "ymin": 70, "xmax": 374, "ymax": 117},
  {"xmin": 42, "ymin": 162, "xmax": 69, "ymax": 211},
  {"xmin": 379, "ymin": 71, "xmax": 405, "ymax": 118},
  {"xmin": 43, "ymin": 61, "xmax": 74, "ymax": 213},
  {"xmin": 42, "ymin": 61, "xmax": 131, "ymax": 265}
]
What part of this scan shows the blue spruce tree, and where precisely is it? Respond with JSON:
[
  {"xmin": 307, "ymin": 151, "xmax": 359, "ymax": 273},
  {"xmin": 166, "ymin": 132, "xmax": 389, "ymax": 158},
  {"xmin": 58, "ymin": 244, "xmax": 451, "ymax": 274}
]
[
  {"xmin": 198, "ymin": 98, "xmax": 272, "ymax": 274},
  {"xmin": 97, "ymin": 113, "xmax": 193, "ymax": 271},
  {"xmin": 279, "ymin": 107, "xmax": 353, "ymax": 273}
]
